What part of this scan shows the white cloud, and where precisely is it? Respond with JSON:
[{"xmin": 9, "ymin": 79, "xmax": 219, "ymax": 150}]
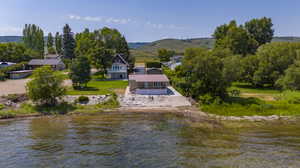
[
  {"xmin": 67, "ymin": 14, "xmax": 184, "ymax": 30},
  {"xmin": 68, "ymin": 14, "xmax": 131, "ymax": 24},
  {"xmin": 145, "ymin": 21, "xmax": 184, "ymax": 30},
  {"xmin": 0, "ymin": 26, "xmax": 22, "ymax": 35}
]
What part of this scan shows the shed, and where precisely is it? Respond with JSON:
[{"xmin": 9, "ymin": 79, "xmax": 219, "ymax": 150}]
[{"xmin": 28, "ymin": 59, "xmax": 65, "ymax": 70}]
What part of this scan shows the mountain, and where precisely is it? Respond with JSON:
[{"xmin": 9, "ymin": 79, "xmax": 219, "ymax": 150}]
[
  {"xmin": 0, "ymin": 36, "xmax": 22, "ymax": 43},
  {"xmin": 131, "ymin": 36, "xmax": 300, "ymax": 62},
  {"xmin": 128, "ymin": 42, "xmax": 150, "ymax": 49}
]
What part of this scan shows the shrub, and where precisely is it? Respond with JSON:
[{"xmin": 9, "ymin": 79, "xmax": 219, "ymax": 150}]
[
  {"xmin": 199, "ymin": 94, "xmax": 215, "ymax": 105},
  {"xmin": 0, "ymin": 110, "xmax": 16, "ymax": 119},
  {"xmin": 97, "ymin": 93, "xmax": 119, "ymax": 109},
  {"xmin": 77, "ymin": 96, "xmax": 89, "ymax": 104},
  {"xmin": 0, "ymin": 104, "xmax": 4, "ymax": 110},
  {"xmin": 0, "ymin": 72, "xmax": 5, "ymax": 81}
]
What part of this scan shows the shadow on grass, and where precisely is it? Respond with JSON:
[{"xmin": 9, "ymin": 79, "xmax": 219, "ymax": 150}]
[
  {"xmin": 234, "ymin": 83, "xmax": 277, "ymax": 91},
  {"xmin": 224, "ymin": 96, "xmax": 263, "ymax": 106},
  {"xmin": 34, "ymin": 102, "xmax": 76, "ymax": 115}
]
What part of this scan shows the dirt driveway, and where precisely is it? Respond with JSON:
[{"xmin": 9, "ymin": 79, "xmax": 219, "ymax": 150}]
[
  {"xmin": 0, "ymin": 79, "xmax": 30, "ymax": 96},
  {"xmin": 0, "ymin": 79, "xmax": 72, "ymax": 96}
]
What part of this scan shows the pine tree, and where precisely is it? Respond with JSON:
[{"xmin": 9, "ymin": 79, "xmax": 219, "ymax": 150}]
[
  {"xmin": 69, "ymin": 56, "xmax": 91, "ymax": 88},
  {"xmin": 47, "ymin": 32, "xmax": 54, "ymax": 48},
  {"xmin": 63, "ymin": 24, "xmax": 76, "ymax": 59},
  {"xmin": 55, "ymin": 32, "xmax": 63, "ymax": 55}
]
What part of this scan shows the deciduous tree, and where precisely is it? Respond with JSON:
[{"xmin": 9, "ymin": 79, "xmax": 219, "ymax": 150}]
[{"xmin": 26, "ymin": 66, "xmax": 66, "ymax": 106}]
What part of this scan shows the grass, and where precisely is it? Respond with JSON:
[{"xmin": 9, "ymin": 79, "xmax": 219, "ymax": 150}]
[
  {"xmin": 66, "ymin": 80, "xmax": 128, "ymax": 95},
  {"xmin": 97, "ymin": 93, "xmax": 120, "ymax": 109},
  {"xmin": 0, "ymin": 96, "xmax": 121, "ymax": 119},
  {"xmin": 229, "ymin": 82, "xmax": 281, "ymax": 94},
  {"xmin": 201, "ymin": 97, "xmax": 300, "ymax": 117},
  {"xmin": 202, "ymin": 84, "xmax": 300, "ymax": 117}
]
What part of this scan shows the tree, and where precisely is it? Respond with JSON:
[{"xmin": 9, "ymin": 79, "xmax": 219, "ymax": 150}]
[
  {"xmin": 245, "ymin": 17, "xmax": 274, "ymax": 46},
  {"xmin": 47, "ymin": 32, "xmax": 54, "ymax": 49},
  {"xmin": 253, "ymin": 42, "xmax": 300, "ymax": 86},
  {"xmin": 55, "ymin": 32, "xmax": 63, "ymax": 55},
  {"xmin": 63, "ymin": 24, "xmax": 76, "ymax": 59},
  {"xmin": 22, "ymin": 24, "xmax": 44, "ymax": 57},
  {"xmin": 116, "ymin": 36, "xmax": 134, "ymax": 69},
  {"xmin": 240, "ymin": 54, "xmax": 260, "ymax": 84},
  {"xmin": 75, "ymin": 28, "xmax": 96, "ymax": 57},
  {"xmin": 213, "ymin": 21, "xmax": 258, "ymax": 56},
  {"xmin": 69, "ymin": 56, "xmax": 91, "ymax": 89},
  {"xmin": 158, "ymin": 48, "xmax": 175, "ymax": 62},
  {"xmin": 180, "ymin": 48, "xmax": 230, "ymax": 100},
  {"xmin": 89, "ymin": 46, "xmax": 114, "ymax": 72},
  {"xmin": 276, "ymin": 61, "xmax": 300, "ymax": 90},
  {"xmin": 26, "ymin": 66, "xmax": 66, "ymax": 106}
]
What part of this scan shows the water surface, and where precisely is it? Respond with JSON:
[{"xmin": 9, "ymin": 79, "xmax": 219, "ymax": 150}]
[{"xmin": 1, "ymin": 112, "xmax": 300, "ymax": 168}]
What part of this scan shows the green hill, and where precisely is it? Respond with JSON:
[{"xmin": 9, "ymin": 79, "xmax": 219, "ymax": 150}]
[{"xmin": 132, "ymin": 36, "xmax": 300, "ymax": 62}]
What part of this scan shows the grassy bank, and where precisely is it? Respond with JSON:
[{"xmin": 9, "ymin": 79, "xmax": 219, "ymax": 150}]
[
  {"xmin": 202, "ymin": 84, "xmax": 300, "ymax": 117},
  {"xmin": 0, "ymin": 94, "xmax": 121, "ymax": 119}
]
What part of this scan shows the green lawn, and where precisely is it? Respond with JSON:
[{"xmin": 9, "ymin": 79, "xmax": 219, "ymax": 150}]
[
  {"xmin": 229, "ymin": 82, "xmax": 281, "ymax": 94},
  {"xmin": 201, "ymin": 97, "xmax": 300, "ymax": 117},
  {"xmin": 66, "ymin": 80, "xmax": 128, "ymax": 95},
  {"xmin": 201, "ymin": 83, "xmax": 300, "ymax": 117}
]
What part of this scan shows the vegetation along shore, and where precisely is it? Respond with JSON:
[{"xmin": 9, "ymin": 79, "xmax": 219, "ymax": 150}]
[{"xmin": 1, "ymin": 17, "xmax": 300, "ymax": 121}]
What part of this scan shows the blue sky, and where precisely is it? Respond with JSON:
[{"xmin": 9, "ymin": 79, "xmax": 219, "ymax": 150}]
[{"xmin": 0, "ymin": 0, "xmax": 299, "ymax": 42}]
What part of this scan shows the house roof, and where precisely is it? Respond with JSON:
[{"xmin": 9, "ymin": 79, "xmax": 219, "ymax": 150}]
[
  {"xmin": 28, "ymin": 59, "xmax": 63, "ymax": 66},
  {"xmin": 45, "ymin": 54, "xmax": 60, "ymax": 59},
  {"xmin": 114, "ymin": 54, "xmax": 129, "ymax": 66},
  {"xmin": 129, "ymin": 74, "xmax": 169, "ymax": 82}
]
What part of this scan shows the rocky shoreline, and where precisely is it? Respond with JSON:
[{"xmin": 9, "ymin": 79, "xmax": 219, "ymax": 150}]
[{"xmin": 0, "ymin": 105, "xmax": 296, "ymax": 122}]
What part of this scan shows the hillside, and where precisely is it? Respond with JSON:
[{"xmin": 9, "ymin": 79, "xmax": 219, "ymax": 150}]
[
  {"xmin": 131, "ymin": 36, "xmax": 300, "ymax": 62},
  {"xmin": 0, "ymin": 36, "xmax": 22, "ymax": 43}
]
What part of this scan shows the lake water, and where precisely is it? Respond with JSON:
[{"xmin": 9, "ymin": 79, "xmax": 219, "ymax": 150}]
[{"xmin": 1, "ymin": 112, "xmax": 300, "ymax": 168}]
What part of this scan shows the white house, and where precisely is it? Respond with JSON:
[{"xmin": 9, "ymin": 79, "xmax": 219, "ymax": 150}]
[{"xmin": 107, "ymin": 54, "xmax": 129, "ymax": 79}]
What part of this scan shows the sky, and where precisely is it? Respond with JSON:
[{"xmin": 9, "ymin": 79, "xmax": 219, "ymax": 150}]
[{"xmin": 0, "ymin": 0, "xmax": 300, "ymax": 42}]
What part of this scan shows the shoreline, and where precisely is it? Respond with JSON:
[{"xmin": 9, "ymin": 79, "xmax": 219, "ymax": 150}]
[{"xmin": 0, "ymin": 105, "xmax": 296, "ymax": 122}]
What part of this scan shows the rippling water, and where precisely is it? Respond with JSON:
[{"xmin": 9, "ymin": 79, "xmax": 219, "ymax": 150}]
[{"xmin": 1, "ymin": 112, "xmax": 300, "ymax": 168}]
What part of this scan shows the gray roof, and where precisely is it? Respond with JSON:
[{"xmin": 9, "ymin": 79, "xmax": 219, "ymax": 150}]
[
  {"xmin": 45, "ymin": 54, "xmax": 60, "ymax": 58},
  {"xmin": 129, "ymin": 74, "xmax": 169, "ymax": 82},
  {"xmin": 28, "ymin": 59, "xmax": 63, "ymax": 66}
]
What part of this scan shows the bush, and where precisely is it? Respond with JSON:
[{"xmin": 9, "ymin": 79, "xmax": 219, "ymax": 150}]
[
  {"xmin": 0, "ymin": 110, "xmax": 16, "ymax": 119},
  {"xmin": 97, "ymin": 93, "xmax": 119, "ymax": 109},
  {"xmin": 0, "ymin": 72, "xmax": 5, "ymax": 81},
  {"xmin": 199, "ymin": 94, "xmax": 215, "ymax": 105},
  {"xmin": 0, "ymin": 104, "xmax": 4, "ymax": 110},
  {"xmin": 77, "ymin": 96, "xmax": 89, "ymax": 104}
]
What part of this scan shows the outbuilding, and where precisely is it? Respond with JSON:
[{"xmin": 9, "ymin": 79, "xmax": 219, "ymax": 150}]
[
  {"xmin": 28, "ymin": 59, "xmax": 65, "ymax": 70},
  {"xmin": 9, "ymin": 70, "xmax": 33, "ymax": 79}
]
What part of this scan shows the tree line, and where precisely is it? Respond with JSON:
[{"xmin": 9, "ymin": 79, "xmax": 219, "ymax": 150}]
[{"xmin": 165, "ymin": 17, "xmax": 300, "ymax": 104}]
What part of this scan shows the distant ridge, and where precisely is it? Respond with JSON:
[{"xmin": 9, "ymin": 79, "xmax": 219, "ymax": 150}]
[
  {"xmin": 130, "ymin": 36, "xmax": 300, "ymax": 62},
  {"xmin": 0, "ymin": 36, "xmax": 22, "ymax": 43}
]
